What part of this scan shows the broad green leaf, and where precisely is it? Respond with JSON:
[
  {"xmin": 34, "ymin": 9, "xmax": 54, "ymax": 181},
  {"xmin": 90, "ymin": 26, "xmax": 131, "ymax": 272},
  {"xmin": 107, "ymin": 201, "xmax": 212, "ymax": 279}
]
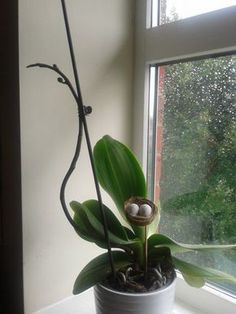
[
  {"xmin": 83, "ymin": 199, "xmax": 129, "ymax": 241},
  {"xmin": 148, "ymin": 246, "xmax": 174, "ymax": 265},
  {"xmin": 93, "ymin": 135, "xmax": 147, "ymax": 218},
  {"xmin": 73, "ymin": 251, "xmax": 132, "ymax": 294},
  {"xmin": 70, "ymin": 201, "xmax": 107, "ymax": 248},
  {"xmin": 83, "ymin": 202, "xmax": 136, "ymax": 245},
  {"xmin": 123, "ymin": 226, "xmax": 137, "ymax": 240},
  {"xmin": 173, "ymin": 257, "xmax": 236, "ymax": 288},
  {"xmin": 94, "ymin": 135, "xmax": 149, "ymax": 240},
  {"xmin": 148, "ymin": 233, "xmax": 236, "ymax": 254},
  {"xmin": 71, "ymin": 200, "xmax": 140, "ymax": 249}
]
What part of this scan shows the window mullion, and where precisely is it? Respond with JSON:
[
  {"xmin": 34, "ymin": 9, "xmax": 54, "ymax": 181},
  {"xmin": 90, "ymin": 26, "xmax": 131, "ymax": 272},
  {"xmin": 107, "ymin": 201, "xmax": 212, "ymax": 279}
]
[{"xmin": 145, "ymin": 6, "xmax": 236, "ymax": 64}]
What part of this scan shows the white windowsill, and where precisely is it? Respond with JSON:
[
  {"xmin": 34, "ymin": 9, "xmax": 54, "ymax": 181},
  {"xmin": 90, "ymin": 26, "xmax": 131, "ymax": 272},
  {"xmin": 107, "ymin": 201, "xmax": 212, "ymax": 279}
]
[
  {"xmin": 34, "ymin": 288, "xmax": 201, "ymax": 314},
  {"xmin": 34, "ymin": 275, "xmax": 236, "ymax": 314},
  {"xmin": 175, "ymin": 275, "xmax": 236, "ymax": 313}
]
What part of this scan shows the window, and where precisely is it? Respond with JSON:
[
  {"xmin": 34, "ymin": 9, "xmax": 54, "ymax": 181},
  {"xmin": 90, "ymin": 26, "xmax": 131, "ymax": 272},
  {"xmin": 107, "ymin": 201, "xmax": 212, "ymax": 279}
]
[
  {"xmin": 152, "ymin": 0, "xmax": 236, "ymax": 27},
  {"xmin": 150, "ymin": 56, "xmax": 236, "ymax": 295},
  {"xmin": 134, "ymin": 0, "xmax": 236, "ymax": 311}
]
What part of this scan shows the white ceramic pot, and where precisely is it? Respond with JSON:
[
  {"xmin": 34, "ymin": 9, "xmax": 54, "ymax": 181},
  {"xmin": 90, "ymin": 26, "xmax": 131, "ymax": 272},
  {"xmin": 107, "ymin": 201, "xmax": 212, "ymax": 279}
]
[{"xmin": 94, "ymin": 276, "xmax": 176, "ymax": 314}]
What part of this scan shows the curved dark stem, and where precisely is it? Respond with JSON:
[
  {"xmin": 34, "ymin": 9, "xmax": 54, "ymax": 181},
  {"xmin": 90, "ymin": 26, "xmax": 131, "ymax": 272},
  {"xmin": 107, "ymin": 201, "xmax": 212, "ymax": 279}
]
[
  {"xmin": 60, "ymin": 0, "xmax": 116, "ymax": 279},
  {"xmin": 27, "ymin": 62, "xmax": 84, "ymax": 229},
  {"xmin": 27, "ymin": 63, "xmax": 78, "ymax": 104},
  {"xmin": 60, "ymin": 120, "xmax": 83, "ymax": 228},
  {"xmin": 144, "ymin": 225, "xmax": 148, "ymax": 281},
  {"xmin": 28, "ymin": 0, "xmax": 116, "ymax": 281}
]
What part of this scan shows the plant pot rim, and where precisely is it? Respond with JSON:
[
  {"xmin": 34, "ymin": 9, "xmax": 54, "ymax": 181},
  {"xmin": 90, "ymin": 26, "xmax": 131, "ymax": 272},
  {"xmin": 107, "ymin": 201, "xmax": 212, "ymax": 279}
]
[{"xmin": 95, "ymin": 272, "xmax": 176, "ymax": 297}]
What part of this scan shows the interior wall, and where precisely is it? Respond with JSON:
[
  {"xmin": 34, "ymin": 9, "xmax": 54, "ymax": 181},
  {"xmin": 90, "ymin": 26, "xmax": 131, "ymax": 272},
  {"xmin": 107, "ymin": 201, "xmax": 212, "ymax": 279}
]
[{"xmin": 19, "ymin": 0, "xmax": 135, "ymax": 312}]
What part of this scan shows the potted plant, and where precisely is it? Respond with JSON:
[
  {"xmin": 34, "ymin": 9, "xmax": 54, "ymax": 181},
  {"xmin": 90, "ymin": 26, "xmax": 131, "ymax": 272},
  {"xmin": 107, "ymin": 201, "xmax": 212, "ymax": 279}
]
[
  {"xmin": 70, "ymin": 134, "xmax": 236, "ymax": 314},
  {"xmin": 28, "ymin": 1, "xmax": 236, "ymax": 313}
]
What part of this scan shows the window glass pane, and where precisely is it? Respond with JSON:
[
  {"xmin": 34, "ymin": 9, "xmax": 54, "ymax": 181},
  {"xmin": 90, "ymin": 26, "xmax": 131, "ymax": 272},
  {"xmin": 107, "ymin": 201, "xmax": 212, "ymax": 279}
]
[
  {"xmin": 147, "ymin": 66, "xmax": 157, "ymax": 200},
  {"xmin": 150, "ymin": 55, "xmax": 236, "ymax": 294},
  {"xmin": 152, "ymin": 0, "xmax": 236, "ymax": 26}
]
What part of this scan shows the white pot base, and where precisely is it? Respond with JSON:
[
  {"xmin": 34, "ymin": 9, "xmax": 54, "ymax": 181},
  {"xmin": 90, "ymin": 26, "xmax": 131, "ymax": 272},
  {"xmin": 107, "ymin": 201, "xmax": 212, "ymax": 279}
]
[{"xmin": 94, "ymin": 276, "xmax": 176, "ymax": 314}]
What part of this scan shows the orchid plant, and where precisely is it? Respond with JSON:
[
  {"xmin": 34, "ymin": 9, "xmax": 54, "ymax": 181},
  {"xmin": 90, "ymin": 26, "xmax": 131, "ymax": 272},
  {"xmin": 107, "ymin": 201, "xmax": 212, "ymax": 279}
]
[
  {"xmin": 71, "ymin": 135, "xmax": 236, "ymax": 294},
  {"xmin": 29, "ymin": 0, "xmax": 236, "ymax": 297}
]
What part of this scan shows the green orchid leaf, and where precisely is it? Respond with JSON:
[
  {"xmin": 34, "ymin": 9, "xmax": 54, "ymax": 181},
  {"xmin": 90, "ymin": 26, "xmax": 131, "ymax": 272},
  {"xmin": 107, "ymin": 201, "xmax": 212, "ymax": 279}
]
[
  {"xmin": 70, "ymin": 201, "xmax": 105, "ymax": 245},
  {"xmin": 82, "ymin": 201, "xmax": 137, "ymax": 245},
  {"xmin": 93, "ymin": 135, "xmax": 147, "ymax": 218},
  {"xmin": 123, "ymin": 226, "xmax": 137, "ymax": 240},
  {"xmin": 71, "ymin": 200, "xmax": 140, "ymax": 249},
  {"xmin": 148, "ymin": 247, "xmax": 174, "ymax": 267},
  {"xmin": 83, "ymin": 199, "xmax": 129, "ymax": 241},
  {"xmin": 148, "ymin": 233, "xmax": 236, "ymax": 254},
  {"xmin": 73, "ymin": 251, "xmax": 132, "ymax": 294},
  {"xmin": 93, "ymin": 135, "xmax": 150, "ymax": 240},
  {"xmin": 173, "ymin": 257, "xmax": 236, "ymax": 288}
]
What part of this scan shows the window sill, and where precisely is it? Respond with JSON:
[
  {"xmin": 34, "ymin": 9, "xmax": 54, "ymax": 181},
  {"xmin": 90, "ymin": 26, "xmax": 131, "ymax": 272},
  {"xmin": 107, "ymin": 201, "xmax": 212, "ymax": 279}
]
[
  {"xmin": 175, "ymin": 275, "xmax": 236, "ymax": 314},
  {"xmin": 34, "ymin": 287, "xmax": 202, "ymax": 314},
  {"xmin": 34, "ymin": 276, "xmax": 236, "ymax": 314}
]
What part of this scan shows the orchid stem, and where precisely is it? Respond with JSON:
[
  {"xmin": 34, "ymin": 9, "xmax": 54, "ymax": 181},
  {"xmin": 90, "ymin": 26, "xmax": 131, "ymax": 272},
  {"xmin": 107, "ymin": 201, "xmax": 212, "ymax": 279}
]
[
  {"xmin": 60, "ymin": 0, "xmax": 116, "ymax": 280},
  {"xmin": 144, "ymin": 225, "xmax": 148, "ymax": 281}
]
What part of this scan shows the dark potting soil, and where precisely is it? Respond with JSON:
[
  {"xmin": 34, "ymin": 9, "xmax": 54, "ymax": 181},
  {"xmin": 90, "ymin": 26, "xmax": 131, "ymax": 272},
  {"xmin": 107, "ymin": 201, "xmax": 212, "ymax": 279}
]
[{"xmin": 103, "ymin": 263, "xmax": 176, "ymax": 293}]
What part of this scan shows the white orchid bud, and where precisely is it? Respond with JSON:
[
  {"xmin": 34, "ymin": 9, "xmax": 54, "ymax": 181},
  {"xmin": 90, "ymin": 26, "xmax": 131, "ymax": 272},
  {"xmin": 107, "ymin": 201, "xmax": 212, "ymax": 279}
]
[
  {"xmin": 138, "ymin": 204, "xmax": 152, "ymax": 217},
  {"xmin": 126, "ymin": 203, "xmax": 139, "ymax": 216}
]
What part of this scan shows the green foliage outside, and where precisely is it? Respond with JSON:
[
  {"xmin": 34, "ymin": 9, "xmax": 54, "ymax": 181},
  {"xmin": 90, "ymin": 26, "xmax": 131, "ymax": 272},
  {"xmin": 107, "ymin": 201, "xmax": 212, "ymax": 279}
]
[
  {"xmin": 159, "ymin": 56, "xmax": 236, "ymax": 290},
  {"xmin": 160, "ymin": 55, "xmax": 236, "ymax": 244}
]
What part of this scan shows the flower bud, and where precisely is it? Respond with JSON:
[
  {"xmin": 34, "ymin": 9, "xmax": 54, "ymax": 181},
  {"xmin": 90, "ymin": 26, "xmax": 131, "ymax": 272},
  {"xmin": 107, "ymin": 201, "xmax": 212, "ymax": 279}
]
[
  {"xmin": 126, "ymin": 203, "xmax": 139, "ymax": 216},
  {"xmin": 139, "ymin": 204, "xmax": 152, "ymax": 217}
]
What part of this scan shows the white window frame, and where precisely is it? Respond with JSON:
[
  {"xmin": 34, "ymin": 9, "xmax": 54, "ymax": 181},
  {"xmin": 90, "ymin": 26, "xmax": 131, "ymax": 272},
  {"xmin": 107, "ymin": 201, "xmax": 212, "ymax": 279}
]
[{"xmin": 133, "ymin": 1, "xmax": 236, "ymax": 312}]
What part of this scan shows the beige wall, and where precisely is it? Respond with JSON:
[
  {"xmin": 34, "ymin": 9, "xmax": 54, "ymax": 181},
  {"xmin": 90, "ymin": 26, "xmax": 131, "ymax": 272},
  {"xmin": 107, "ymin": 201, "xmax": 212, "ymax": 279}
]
[{"xmin": 19, "ymin": 0, "xmax": 135, "ymax": 312}]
